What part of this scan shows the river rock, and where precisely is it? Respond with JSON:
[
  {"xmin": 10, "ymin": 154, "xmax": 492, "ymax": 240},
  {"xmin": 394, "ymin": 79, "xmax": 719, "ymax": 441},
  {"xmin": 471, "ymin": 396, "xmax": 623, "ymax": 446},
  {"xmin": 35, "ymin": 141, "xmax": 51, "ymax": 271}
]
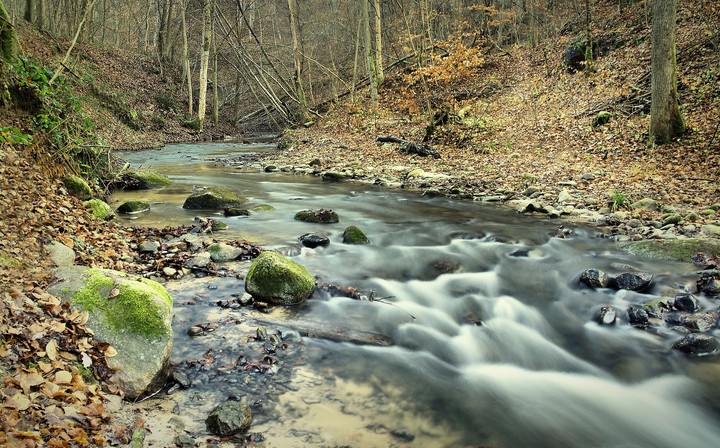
[
  {"xmin": 595, "ymin": 306, "xmax": 617, "ymax": 325},
  {"xmin": 613, "ymin": 272, "xmax": 653, "ymax": 291},
  {"xmin": 672, "ymin": 333, "xmax": 720, "ymax": 357},
  {"xmin": 642, "ymin": 297, "xmax": 672, "ymax": 317},
  {"xmin": 117, "ymin": 200, "xmax": 150, "ymax": 214},
  {"xmin": 139, "ymin": 241, "xmax": 161, "ymax": 253},
  {"xmin": 48, "ymin": 266, "xmax": 173, "ymax": 400},
  {"xmin": 183, "ymin": 187, "xmax": 248, "ymax": 210},
  {"xmin": 631, "ymin": 198, "xmax": 659, "ymax": 211},
  {"xmin": 322, "ymin": 171, "xmax": 346, "ymax": 182},
  {"xmin": 46, "ymin": 241, "xmax": 76, "ymax": 267},
  {"xmin": 557, "ymin": 189, "xmax": 573, "ymax": 203},
  {"xmin": 674, "ymin": 293, "xmax": 699, "ymax": 313},
  {"xmin": 698, "ymin": 277, "xmax": 720, "ymax": 295},
  {"xmin": 63, "ymin": 174, "xmax": 93, "ymax": 200},
  {"xmin": 224, "ymin": 207, "xmax": 250, "ymax": 217},
  {"xmin": 579, "ymin": 268, "xmax": 609, "ymax": 288},
  {"xmin": 294, "ymin": 209, "xmax": 340, "ymax": 224},
  {"xmin": 701, "ymin": 224, "xmax": 720, "ymax": 237},
  {"xmin": 245, "ymin": 251, "xmax": 316, "ymax": 305},
  {"xmin": 83, "ymin": 199, "xmax": 113, "ymax": 220},
  {"xmin": 209, "ymin": 243, "xmax": 242, "ymax": 262},
  {"xmin": 252, "ymin": 204, "xmax": 276, "ymax": 212},
  {"xmin": 120, "ymin": 170, "xmax": 173, "ymax": 189},
  {"xmin": 618, "ymin": 238, "xmax": 720, "ymax": 262},
  {"xmin": 206, "ymin": 398, "xmax": 253, "ymax": 436},
  {"xmin": 627, "ymin": 307, "xmax": 649, "ymax": 327},
  {"xmin": 683, "ymin": 313, "xmax": 717, "ymax": 332},
  {"xmin": 299, "ymin": 233, "xmax": 330, "ymax": 248},
  {"xmin": 184, "ymin": 252, "xmax": 211, "ymax": 269},
  {"xmin": 342, "ymin": 225, "xmax": 370, "ymax": 244}
]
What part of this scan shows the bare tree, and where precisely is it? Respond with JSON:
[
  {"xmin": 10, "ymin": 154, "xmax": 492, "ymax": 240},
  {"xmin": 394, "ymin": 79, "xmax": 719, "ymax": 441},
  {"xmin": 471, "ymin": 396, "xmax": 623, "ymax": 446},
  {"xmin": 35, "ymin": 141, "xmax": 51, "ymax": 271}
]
[
  {"xmin": 288, "ymin": 0, "xmax": 309, "ymax": 122},
  {"xmin": 197, "ymin": 0, "xmax": 212, "ymax": 129}
]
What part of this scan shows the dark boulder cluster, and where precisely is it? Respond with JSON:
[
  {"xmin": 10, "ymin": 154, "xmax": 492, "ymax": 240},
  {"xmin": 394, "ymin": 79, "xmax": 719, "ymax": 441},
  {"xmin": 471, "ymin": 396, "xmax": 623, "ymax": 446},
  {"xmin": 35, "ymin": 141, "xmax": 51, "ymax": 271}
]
[{"xmin": 582, "ymin": 267, "xmax": 719, "ymax": 357}]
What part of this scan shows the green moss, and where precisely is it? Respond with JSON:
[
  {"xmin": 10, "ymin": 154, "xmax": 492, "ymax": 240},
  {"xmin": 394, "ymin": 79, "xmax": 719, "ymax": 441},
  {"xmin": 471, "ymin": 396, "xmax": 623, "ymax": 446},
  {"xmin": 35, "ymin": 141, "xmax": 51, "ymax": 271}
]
[
  {"xmin": 251, "ymin": 204, "xmax": 276, "ymax": 212},
  {"xmin": 117, "ymin": 200, "xmax": 150, "ymax": 214},
  {"xmin": 183, "ymin": 187, "xmax": 248, "ymax": 210},
  {"xmin": 294, "ymin": 209, "xmax": 340, "ymax": 224},
  {"xmin": 0, "ymin": 251, "xmax": 22, "ymax": 268},
  {"xmin": 72, "ymin": 270, "xmax": 171, "ymax": 338},
  {"xmin": 619, "ymin": 238, "xmax": 720, "ymax": 262},
  {"xmin": 124, "ymin": 170, "xmax": 173, "ymax": 189},
  {"xmin": 245, "ymin": 252, "xmax": 316, "ymax": 305},
  {"xmin": 342, "ymin": 226, "xmax": 370, "ymax": 244},
  {"xmin": 63, "ymin": 175, "xmax": 93, "ymax": 200},
  {"xmin": 83, "ymin": 199, "xmax": 113, "ymax": 220}
]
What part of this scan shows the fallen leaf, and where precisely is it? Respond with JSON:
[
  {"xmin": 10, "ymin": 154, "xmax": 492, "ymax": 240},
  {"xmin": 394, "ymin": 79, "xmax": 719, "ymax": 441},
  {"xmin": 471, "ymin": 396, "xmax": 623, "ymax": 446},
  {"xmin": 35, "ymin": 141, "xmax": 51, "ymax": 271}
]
[
  {"xmin": 54, "ymin": 371, "xmax": 72, "ymax": 384},
  {"xmin": 46, "ymin": 339, "xmax": 58, "ymax": 361},
  {"xmin": 19, "ymin": 372, "xmax": 45, "ymax": 395},
  {"xmin": 80, "ymin": 352, "xmax": 92, "ymax": 368},
  {"xmin": 104, "ymin": 345, "xmax": 118, "ymax": 358}
]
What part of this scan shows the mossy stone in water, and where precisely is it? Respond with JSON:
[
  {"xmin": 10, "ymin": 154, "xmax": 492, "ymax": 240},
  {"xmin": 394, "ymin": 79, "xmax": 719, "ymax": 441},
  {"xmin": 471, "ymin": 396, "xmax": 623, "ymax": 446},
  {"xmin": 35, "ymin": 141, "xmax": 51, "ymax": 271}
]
[
  {"xmin": 619, "ymin": 238, "xmax": 720, "ymax": 262},
  {"xmin": 63, "ymin": 174, "xmax": 93, "ymax": 200},
  {"xmin": 294, "ymin": 209, "xmax": 339, "ymax": 224},
  {"xmin": 122, "ymin": 170, "xmax": 173, "ymax": 189},
  {"xmin": 183, "ymin": 187, "xmax": 248, "ymax": 210},
  {"xmin": 83, "ymin": 199, "xmax": 113, "ymax": 220},
  {"xmin": 117, "ymin": 200, "xmax": 150, "ymax": 214},
  {"xmin": 252, "ymin": 204, "xmax": 276, "ymax": 212},
  {"xmin": 245, "ymin": 252, "xmax": 316, "ymax": 305},
  {"xmin": 342, "ymin": 226, "xmax": 370, "ymax": 244}
]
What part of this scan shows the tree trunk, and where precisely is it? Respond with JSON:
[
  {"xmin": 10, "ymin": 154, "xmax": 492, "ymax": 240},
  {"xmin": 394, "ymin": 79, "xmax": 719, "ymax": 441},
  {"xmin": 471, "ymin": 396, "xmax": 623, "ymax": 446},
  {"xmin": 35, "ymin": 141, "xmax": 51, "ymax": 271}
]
[
  {"xmin": 211, "ymin": 0, "xmax": 218, "ymax": 126},
  {"xmin": 373, "ymin": 0, "xmax": 384, "ymax": 84},
  {"xmin": 363, "ymin": 0, "xmax": 377, "ymax": 107},
  {"xmin": 287, "ymin": 0, "xmax": 309, "ymax": 123},
  {"xmin": 0, "ymin": 0, "xmax": 18, "ymax": 65},
  {"xmin": 180, "ymin": 0, "xmax": 193, "ymax": 116},
  {"xmin": 649, "ymin": 0, "xmax": 684, "ymax": 144},
  {"xmin": 197, "ymin": 0, "xmax": 212, "ymax": 130}
]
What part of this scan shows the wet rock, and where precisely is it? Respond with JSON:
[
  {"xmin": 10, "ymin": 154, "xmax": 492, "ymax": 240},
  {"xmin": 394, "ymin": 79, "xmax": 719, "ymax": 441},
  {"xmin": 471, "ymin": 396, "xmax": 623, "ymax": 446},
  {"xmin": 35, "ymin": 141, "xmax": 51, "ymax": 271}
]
[
  {"xmin": 322, "ymin": 171, "xmax": 346, "ymax": 182},
  {"xmin": 342, "ymin": 225, "xmax": 370, "ymax": 244},
  {"xmin": 299, "ymin": 233, "xmax": 330, "ymax": 248},
  {"xmin": 245, "ymin": 251, "xmax": 317, "ymax": 305},
  {"xmin": 683, "ymin": 313, "xmax": 717, "ymax": 332},
  {"xmin": 579, "ymin": 268, "xmax": 610, "ymax": 288},
  {"xmin": 184, "ymin": 252, "xmax": 211, "ymax": 269},
  {"xmin": 698, "ymin": 277, "xmax": 720, "ymax": 295},
  {"xmin": 183, "ymin": 187, "xmax": 248, "ymax": 210},
  {"xmin": 614, "ymin": 272, "xmax": 653, "ymax": 291},
  {"xmin": 224, "ymin": 208, "xmax": 250, "ymax": 217},
  {"xmin": 674, "ymin": 293, "xmax": 700, "ymax": 313},
  {"xmin": 208, "ymin": 243, "xmax": 242, "ymax": 262},
  {"xmin": 595, "ymin": 306, "xmax": 617, "ymax": 325},
  {"xmin": 251, "ymin": 204, "xmax": 276, "ymax": 213},
  {"xmin": 174, "ymin": 433, "xmax": 196, "ymax": 448},
  {"xmin": 117, "ymin": 200, "xmax": 150, "ymax": 214},
  {"xmin": 294, "ymin": 209, "xmax": 340, "ymax": 224},
  {"xmin": 390, "ymin": 429, "xmax": 415, "ymax": 442},
  {"xmin": 120, "ymin": 170, "xmax": 173, "ymax": 189},
  {"xmin": 664, "ymin": 312, "xmax": 686, "ymax": 326},
  {"xmin": 187, "ymin": 326, "xmax": 204, "ymax": 337},
  {"xmin": 627, "ymin": 307, "xmax": 649, "ymax": 327},
  {"xmin": 642, "ymin": 297, "xmax": 672, "ymax": 318},
  {"xmin": 171, "ymin": 369, "xmax": 192, "ymax": 388},
  {"xmin": 672, "ymin": 333, "xmax": 720, "ymax": 357},
  {"xmin": 205, "ymin": 398, "xmax": 253, "ymax": 436}
]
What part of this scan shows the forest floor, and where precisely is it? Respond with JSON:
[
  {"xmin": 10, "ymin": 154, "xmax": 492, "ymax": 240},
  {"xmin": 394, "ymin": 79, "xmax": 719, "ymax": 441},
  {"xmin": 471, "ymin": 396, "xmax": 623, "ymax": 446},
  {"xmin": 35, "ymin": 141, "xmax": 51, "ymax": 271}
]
[{"xmin": 1, "ymin": 0, "xmax": 719, "ymax": 446}]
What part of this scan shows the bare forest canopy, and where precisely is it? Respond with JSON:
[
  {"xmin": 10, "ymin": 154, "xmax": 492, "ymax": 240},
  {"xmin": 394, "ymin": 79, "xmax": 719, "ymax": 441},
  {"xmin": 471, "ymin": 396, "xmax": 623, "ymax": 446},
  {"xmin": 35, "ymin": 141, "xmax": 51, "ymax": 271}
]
[{"xmin": 2, "ymin": 0, "xmax": 648, "ymax": 131}]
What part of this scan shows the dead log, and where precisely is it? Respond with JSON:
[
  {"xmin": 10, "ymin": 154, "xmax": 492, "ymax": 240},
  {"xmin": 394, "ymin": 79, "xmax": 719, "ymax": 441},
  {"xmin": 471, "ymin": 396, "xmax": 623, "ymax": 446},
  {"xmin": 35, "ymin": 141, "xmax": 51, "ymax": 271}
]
[
  {"xmin": 376, "ymin": 135, "xmax": 441, "ymax": 159},
  {"xmin": 254, "ymin": 318, "xmax": 393, "ymax": 347}
]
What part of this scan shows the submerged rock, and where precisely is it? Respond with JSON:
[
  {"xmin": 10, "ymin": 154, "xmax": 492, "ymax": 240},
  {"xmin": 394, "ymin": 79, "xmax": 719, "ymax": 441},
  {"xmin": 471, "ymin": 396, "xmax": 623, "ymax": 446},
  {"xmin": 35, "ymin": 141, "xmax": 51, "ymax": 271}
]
[
  {"xmin": 579, "ymin": 268, "xmax": 609, "ymax": 288},
  {"xmin": 224, "ymin": 207, "xmax": 250, "ymax": 217},
  {"xmin": 672, "ymin": 333, "xmax": 720, "ymax": 357},
  {"xmin": 183, "ymin": 187, "xmax": 248, "ymax": 210},
  {"xmin": 206, "ymin": 398, "xmax": 253, "ymax": 436},
  {"xmin": 245, "ymin": 251, "xmax": 316, "ymax": 305}
]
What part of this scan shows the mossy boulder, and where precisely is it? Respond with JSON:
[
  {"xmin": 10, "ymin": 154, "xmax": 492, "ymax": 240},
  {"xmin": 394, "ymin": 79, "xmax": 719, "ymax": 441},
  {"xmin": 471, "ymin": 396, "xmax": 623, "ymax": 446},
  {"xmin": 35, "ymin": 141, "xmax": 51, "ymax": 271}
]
[
  {"xmin": 619, "ymin": 238, "xmax": 720, "ymax": 262},
  {"xmin": 63, "ymin": 175, "xmax": 93, "ymax": 200},
  {"xmin": 117, "ymin": 200, "xmax": 150, "ymax": 214},
  {"xmin": 183, "ymin": 187, "xmax": 248, "ymax": 210},
  {"xmin": 48, "ymin": 267, "xmax": 173, "ymax": 400},
  {"xmin": 294, "ymin": 209, "xmax": 339, "ymax": 224},
  {"xmin": 342, "ymin": 226, "xmax": 370, "ymax": 244},
  {"xmin": 591, "ymin": 111, "xmax": 612, "ymax": 128},
  {"xmin": 245, "ymin": 251, "xmax": 316, "ymax": 305},
  {"xmin": 121, "ymin": 170, "xmax": 173, "ymax": 190},
  {"xmin": 83, "ymin": 199, "xmax": 113, "ymax": 220},
  {"xmin": 252, "ymin": 204, "xmax": 276, "ymax": 213}
]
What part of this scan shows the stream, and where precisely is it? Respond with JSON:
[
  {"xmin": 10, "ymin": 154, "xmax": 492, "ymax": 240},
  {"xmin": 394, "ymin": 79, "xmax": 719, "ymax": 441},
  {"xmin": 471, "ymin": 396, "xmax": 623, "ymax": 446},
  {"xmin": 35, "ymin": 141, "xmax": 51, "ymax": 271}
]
[{"xmin": 112, "ymin": 142, "xmax": 720, "ymax": 448}]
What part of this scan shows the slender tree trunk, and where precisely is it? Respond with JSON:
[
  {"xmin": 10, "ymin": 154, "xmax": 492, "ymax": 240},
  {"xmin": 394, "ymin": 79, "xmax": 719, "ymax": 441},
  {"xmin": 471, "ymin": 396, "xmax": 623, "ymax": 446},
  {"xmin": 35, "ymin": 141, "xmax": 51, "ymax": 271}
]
[
  {"xmin": 211, "ymin": 0, "xmax": 219, "ymax": 125},
  {"xmin": 584, "ymin": 0, "xmax": 593, "ymax": 72},
  {"xmin": 649, "ymin": 0, "xmax": 684, "ymax": 144},
  {"xmin": 288, "ymin": 0, "xmax": 309, "ymax": 122},
  {"xmin": 198, "ymin": 0, "xmax": 212, "ymax": 130},
  {"xmin": 181, "ymin": 0, "xmax": 193, "ymax": 116},
  {"xmin": 373, "ymin": 0, "xmax": 384, "ymax": 84},
  {"xmin": 49, "ymin": 0, "xmax": 97, "ymax": 84},
  {"xmin": 363, "ymin": 0, "xmax": 377, "ymax": 107}
]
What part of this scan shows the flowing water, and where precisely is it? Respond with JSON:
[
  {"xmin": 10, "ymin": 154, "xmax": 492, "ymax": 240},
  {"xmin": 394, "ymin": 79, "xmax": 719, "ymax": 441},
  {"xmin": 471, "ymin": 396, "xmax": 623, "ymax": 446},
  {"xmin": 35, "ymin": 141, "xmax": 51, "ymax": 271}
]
[{"xmin": 113, "ymin": 142, "xmax": 720, "ymax": 448}]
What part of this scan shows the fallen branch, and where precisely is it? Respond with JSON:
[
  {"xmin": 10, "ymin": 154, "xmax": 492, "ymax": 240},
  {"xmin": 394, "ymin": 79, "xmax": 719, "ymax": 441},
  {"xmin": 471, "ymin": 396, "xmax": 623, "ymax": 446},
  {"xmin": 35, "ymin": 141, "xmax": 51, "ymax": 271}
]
[{"xmin": 377, "ymin": 135, "xmax": 441, "ymax": 158}]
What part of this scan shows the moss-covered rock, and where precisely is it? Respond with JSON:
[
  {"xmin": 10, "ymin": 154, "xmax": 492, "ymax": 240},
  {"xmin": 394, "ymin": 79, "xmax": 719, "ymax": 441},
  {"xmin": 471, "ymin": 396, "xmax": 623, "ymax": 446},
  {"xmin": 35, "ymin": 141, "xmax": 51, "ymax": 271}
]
[
  {"xmin": 252, "ymin": 204, "xmax": 276, "ymax": 212},
  {"xmin": 322, "ymin": 171, "xmax": 346, "ymax": 182},
  {"xmin": 294, "ymin": 209, "xmax": 339, "ymax": 224},
  {"xmin": 591, "ymin": 111, "xmax": 612, "ymax": 128},
  {"xmin": 48, "ymin": 267, "xmax": 173, "ymax": 400},
  {"xmin": 117, "ymin": 200, "xmax": 150, "ymax": 214},
  {"xmin": 83, "ymin": 199, "xmax": 113, "ymax": 220},
  {"xmin": 63, "ymin": 174, "xmax": 93, "ymax": 200},
  {"xmin": 619, "ymin": 238, "xmax": 720, "ymax": 262},
  {"xmin": 224, "ymin": 208, "xmax": 250, "ymax": 217},
  {"xmin": 342, "ymin": 226, "xmax": 370, "ymax": 244},
  {"xmin": 245, "ymin": 251, "xmax": 316, "ymax": 305},
  {"xmin": 183, "ymin": 187, "xmax": 248, "ymax": 210},
  {"xmin": 121, "ymin": 170, "xmax": 173, "ymax": 189}
]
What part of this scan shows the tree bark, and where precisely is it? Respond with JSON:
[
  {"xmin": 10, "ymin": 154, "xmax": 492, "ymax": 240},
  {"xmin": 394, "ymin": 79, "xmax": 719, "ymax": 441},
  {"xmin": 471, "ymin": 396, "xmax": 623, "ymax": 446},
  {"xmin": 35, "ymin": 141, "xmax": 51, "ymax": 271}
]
[
  {"xmin": 197, "ymin": 0, "xmax": 212, "ymax": 130},
  {"xmin": 0, "ymin": 0, "xmax": 18, "ymax": 65},
  {"xmin": 288, "ymin": 0, "xmax": 309, "ymax": 122},
  {"xmin": 211, "ymin": 0, "xmax": 218, "ymax": 126},
  {"xmin": 180, "ymin": 0, "xmax": 193, "ymax": 116},
  {"xmin": 363, "ymin": 0, "xmax": 377, "ymax": 107},
  {"xmin": 373, "ymin": 0, "xmax": 384, "ymax": 84},
  {"xmin": 649, "ymin": 0, "xmax": 685, "ymax": 144}
]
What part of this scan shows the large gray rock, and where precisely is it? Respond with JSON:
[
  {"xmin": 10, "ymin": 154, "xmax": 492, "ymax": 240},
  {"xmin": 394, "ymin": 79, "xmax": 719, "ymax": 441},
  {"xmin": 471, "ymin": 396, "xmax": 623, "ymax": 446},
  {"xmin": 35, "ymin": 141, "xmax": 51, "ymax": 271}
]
[
  {"xmin": 48, "ymin": 267, "xmax": 173, "ymax": 400},
  {"xmin": 206, "ymin": 399, "xmax": 253, "ymax": 436},
  {"xmin": 183, "ymin": 187, "xmax": 248, "ymax": 210},
  {"xmin": 613, "ymin": 272, "xmax": 653, "ymax": 291},
  {"xmin": 245, "ymin": 251, "xmax": 316, "ymax": 305}
]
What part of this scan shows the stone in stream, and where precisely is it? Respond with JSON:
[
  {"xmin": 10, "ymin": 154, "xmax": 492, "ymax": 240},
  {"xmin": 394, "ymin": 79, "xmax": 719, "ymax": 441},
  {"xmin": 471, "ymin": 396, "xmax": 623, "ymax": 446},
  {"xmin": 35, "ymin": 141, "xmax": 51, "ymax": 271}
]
[
  {"xmin": 117, "ymin": 200, "xmax": 150, "ymax": 214},
  {"xmin": 294, "ymin": 208, "xmax": 340, "ymax": 223},
  {"xmin": 224, "ymin": 207, "xmax": 250, "ymax": 217},
  {"xmin": 299, "ymin": 232, "xmax": 330, "ymax": 248},
  {"xmin": 183, "ymin": 187, "xmax": 248, "ymax": 210},
  {"xmin": 683, "ymin": 313, "xmax": 717, "ymax": 332},
  {"xmin": 208, "ymin": 242, "xmax": 243, "ymax": 262},
  {"xmin": 245, "ymin": 251, "xmax": 317, "ymax": 305},
  {"xmin": 579, "ymin": 268, "xmax": 610, "ymax": 288},
  {"xmin": 205, "ymin": 398, "xmax": 253, "ymax": 436},
  {"xmin": 595, "ymin": 306, "xmax": 617, "ymax": 325},
  {"xmin": 672, "ymin": 333, "xmax": 720, "ymax": 357},
  {"xmin": 118, "ymin": 170, "xmax": 173, "ymax": 189},
  {"xmin": 673, "ymin": 292, "xmax": 700, "ymax": 313},
  {"xmin": 613, "ymin": 272, "xmax": 653, "ymax": 291},
  {"xmin": 627, "ymin": 307, "xmax": 649, "ymax": 327},
  {"xmin": 342, "ymin": 225, "xmax": 370, "ymax": 244}
]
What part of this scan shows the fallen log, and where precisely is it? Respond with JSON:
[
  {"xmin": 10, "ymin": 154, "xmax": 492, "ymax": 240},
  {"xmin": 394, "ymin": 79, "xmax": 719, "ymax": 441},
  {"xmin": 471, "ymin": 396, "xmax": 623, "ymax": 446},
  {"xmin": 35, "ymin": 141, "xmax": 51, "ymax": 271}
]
[
  {"xmin": 253, "ymin": 318, "xmax": 393, "ymax": 347},
  {"xmin": 376, "ymin": 135, "xmax": 441, "ymax": 159}
]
